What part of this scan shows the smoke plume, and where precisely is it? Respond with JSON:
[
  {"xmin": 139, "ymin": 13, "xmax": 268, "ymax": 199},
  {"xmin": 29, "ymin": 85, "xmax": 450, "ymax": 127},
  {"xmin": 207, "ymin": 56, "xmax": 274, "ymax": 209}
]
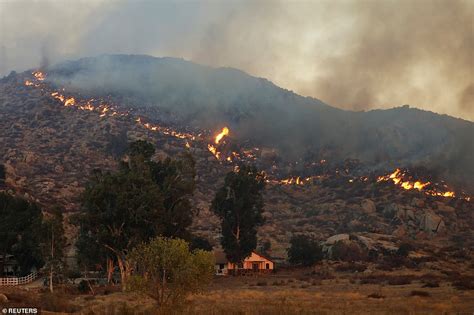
[{"xmin": 0, "ymin": 0, "xmax": 472, "ymax": 120}]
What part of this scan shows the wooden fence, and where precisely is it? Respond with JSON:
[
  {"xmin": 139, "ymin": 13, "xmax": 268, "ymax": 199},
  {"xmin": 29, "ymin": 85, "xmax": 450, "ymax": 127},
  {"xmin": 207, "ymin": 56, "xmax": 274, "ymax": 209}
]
[{"xmin": 0, "ymin": 272, "xmax": 38, "ymax": 286}]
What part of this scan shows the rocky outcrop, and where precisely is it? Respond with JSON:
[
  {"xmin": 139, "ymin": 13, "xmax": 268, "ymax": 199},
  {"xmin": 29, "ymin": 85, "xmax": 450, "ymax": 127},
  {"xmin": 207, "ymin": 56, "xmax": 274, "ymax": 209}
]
[{"xmin": 421, "ymin": 211, "xmax": 446, "ymax": 233}]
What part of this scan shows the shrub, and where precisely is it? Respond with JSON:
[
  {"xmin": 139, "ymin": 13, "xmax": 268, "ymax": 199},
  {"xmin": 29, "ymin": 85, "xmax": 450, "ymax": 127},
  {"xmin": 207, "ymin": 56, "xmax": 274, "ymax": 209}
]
[
  {"xmin": 388, "ymin": 276, "xmax": 412, "ymax": 285},
  {"xmin": 396, "ymin": 242, "xmax": 414, "ymax": 257},
  {"xmin": 66, "ymin": 269, "xmax": 82, "ymax": 280},
  {"xmin": 359, "ymin": 274, "xmax": 415, "ymax": 285},
  {"xmin": 422, "ymin": 281, "xmax": 439, "ymax": 288},
  {"xmin": 332, "ymin": 242, "xmax": 368, "ymax": 262},
  {"xmin": 410, "ymin": 290, "xmax": 431, "ymax": 297},
  {"xmin": 0, "ymin": 164, "xmax": 5, "ymax": 186},
  {"xmin": 287, "ymin": 235, "xmax": 323, "ymax": 266},
  {"xmin": 452, "ymin": 279, "xmax": 474, "ymax": 290},
  {"xmin": 367, "ymin": 293, "xmax": 385, "ymax": 299},
  {"xmin": 39, "ymin": 293, "xmax": 79, "ymax": 313},
  {"xmin": 311, "ymin": 279, "xmax": 321, "ymax": 286},
  {"xmin": 78, "ymin": 280, "xmax": 91, "ymax": 293},
  {"xmin": 335, "ymin": 262, "xmax": 367, "ymax": 273},
  {"xmin": 256, "ymin": 281, "xmax": 267, "ymax": 286}
]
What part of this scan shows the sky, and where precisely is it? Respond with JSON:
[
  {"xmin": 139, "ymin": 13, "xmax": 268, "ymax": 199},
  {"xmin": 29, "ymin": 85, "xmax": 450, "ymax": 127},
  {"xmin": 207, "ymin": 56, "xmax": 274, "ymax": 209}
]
[{"xmin": 0, "ymin": 0, "xmax": 473, "ymax": 121}]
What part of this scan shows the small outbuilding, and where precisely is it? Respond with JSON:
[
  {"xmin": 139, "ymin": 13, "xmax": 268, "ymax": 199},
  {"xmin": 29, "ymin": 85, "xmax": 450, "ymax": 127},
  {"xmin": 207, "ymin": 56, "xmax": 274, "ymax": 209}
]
[{"xmin": 214, "ymin": 250, "xmax": 274, "ymax": 275}]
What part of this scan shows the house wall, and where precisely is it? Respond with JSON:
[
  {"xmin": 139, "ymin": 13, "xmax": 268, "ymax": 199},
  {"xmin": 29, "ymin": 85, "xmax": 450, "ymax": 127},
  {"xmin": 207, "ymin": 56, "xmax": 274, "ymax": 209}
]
[
  {"xmin": 215, "ymin": 263, "xmax": 229, "ymax": 275},
  {"xmin": 227, "ymin": 252, "xmax": 274, "ymax": 270}
]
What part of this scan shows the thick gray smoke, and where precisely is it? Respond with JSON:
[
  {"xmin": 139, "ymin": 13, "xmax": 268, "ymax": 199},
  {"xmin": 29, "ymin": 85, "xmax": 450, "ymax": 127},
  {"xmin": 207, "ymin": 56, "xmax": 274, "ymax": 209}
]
[{"xmin": 0, "ymin": 0, "xmax": 472, "ymax": 120}]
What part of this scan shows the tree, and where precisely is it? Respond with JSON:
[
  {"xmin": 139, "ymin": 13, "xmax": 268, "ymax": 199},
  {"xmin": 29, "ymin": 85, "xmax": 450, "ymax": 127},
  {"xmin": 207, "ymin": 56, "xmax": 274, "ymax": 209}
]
[
  {"xmin": 41, "ymin": 207, "xmax": 66, "ymax": 292},
  {"xmin": 77, "ymin": 165, "xmax": 163, "ymax": 289},
  {"xmin": 211, "ymin": 165, "xmax": 265, "ymax": 264},
  {"xmin": 149, "ymin": 152, "xmax": 196, "ymax": 239},
  {"xmin": 128, "ymin": 139, "xmax": 155, "ymax": 160},
  {"xmin": 0, "ymin": 192, "xmax": 44, "ymax": 276},
  {"xmin": 190, "ymin": 236, "xmax": 213, "ymax": 251},
  {"xmin": 287, "ymin": 235, "xmax": 323, "ymax": 266},
  {"xmin": 75, "ymin": 140, "xmax": 197, "ymax": 289},
  {"xmin": 128, "ymin": 237, "xmax": 214, "ymax": 306},
  {"xmin": 0, "ymin": 164, "xmax": 5, "ymax": 187},
  {"xmin": 259, "ymin": 240, "xmax": 272, "ymax": 256}
]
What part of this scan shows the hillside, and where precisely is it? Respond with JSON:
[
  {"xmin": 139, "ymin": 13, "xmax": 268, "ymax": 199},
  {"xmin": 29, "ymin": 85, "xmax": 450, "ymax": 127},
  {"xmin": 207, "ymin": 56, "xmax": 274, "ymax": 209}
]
[
  {"xmin": 45, "ymin": 55, "xmax": 474, "ymax": 192},
  {"xmin": 0, "ymin": 56, "xmax": 473, "ymax": 261}
]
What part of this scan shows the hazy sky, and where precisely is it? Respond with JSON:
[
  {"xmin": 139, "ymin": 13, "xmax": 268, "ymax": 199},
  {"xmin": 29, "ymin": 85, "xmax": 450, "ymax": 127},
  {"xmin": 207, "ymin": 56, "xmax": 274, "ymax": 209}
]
[{"xmin": 0, "ymin": 0, "xmax": 472, "ymax": 120}]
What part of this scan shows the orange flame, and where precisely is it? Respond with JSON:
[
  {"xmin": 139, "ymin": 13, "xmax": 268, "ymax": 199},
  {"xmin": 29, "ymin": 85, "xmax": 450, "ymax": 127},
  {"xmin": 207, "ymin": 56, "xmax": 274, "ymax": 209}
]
[
  {"xmin": 64, "ymin": 97, "xmax": 76, "ymax": 107},
  {"xmin": 33, "ymin": 71, "xmax": 45, "ymax": 81},
  {"xmin": 215, "ymin": 127, "xmax": 229, "ymax": 144},
  {"xmin": 377, "ymin": 168, "xmax": 456, "ymax": 198}
]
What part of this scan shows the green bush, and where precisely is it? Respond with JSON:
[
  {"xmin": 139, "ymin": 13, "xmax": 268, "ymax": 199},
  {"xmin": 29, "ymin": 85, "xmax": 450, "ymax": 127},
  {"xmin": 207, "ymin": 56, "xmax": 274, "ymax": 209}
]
[
  {"xmin": 129, "ymin": 237, "xmax": 215, "ymax": 306},
  {"xmin": 78, "ymin": 280, "xmax": 91, "ymax": 293},
  {"xmin": 287, "ymin": 235, "xmax": 323, "ymax": 266}
]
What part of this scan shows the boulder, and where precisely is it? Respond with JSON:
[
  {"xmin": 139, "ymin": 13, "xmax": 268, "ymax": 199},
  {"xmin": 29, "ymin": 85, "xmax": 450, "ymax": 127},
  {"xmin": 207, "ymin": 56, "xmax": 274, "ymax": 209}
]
[
  {"xmin": 395, "ymin": 206, "xmax": 415, "ymax": 221},
  {"xmin": 383, "ymin": 203, "xmax": 399, "ymax": 218},
  {"xmin": 405, "ymin": 209, "xmax": 416, "ymax": 221},
  {"xmin": 436, "ymin": 202, "xmax": 455, "ymax": 213},
  {"xmin": 411, "ymin": 198, "xmax": 425, "ymax": 208},
  {"xmin": 325, "ymin": 233, "xmax": 350, "ymax": 245},
  {"xmin": 361, "ymin": 199, "xmax": 376, "ymax": 214},
  {"xmin": 420, "ymin": 211, "xmax": 446, "ymax": 233}
]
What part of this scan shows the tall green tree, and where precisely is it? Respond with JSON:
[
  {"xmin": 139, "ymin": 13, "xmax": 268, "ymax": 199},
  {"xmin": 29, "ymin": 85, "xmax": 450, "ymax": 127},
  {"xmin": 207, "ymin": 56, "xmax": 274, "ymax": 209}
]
[
  {"xmin": 128, "ymin": 237, "xmax": 214, "ymax": 306},
  {"xmin": 0, "ymin": 192, "xmax": 44, "ymax": 276},
  {"xmin": 149, "ymin": 152, "xmax": 196, "ymax": 239},
  {"xmin": 41, "ymin": 207, "xmax": 66, "ymax": 292},
  {"xmin": 211, "ymin": 165, "xmax": 265, "ymax": 264},
  {"xmin": 76, "ymin": 140, "xmax": 197, "ymax": 289}
]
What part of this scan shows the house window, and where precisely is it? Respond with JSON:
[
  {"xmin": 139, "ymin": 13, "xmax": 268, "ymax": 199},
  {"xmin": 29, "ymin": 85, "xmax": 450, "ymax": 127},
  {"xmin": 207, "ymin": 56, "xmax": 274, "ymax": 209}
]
[{"xmin": 266, "ymin": 263, "xmax": 270, "ymax": 269}]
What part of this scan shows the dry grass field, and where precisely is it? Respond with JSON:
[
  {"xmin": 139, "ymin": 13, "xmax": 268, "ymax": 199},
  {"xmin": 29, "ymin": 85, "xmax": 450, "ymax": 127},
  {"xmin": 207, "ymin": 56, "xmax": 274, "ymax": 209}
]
[{"xmin": 1, "ymin": 264, "xmax": 473, "ymax": 314}]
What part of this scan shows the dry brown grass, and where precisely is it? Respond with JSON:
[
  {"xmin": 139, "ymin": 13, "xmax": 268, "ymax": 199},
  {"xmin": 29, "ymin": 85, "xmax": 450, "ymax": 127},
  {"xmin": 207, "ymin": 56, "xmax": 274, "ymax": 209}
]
[{"xmin": 1, "ymin": 267, "xmax": 473, "ymax": 314}]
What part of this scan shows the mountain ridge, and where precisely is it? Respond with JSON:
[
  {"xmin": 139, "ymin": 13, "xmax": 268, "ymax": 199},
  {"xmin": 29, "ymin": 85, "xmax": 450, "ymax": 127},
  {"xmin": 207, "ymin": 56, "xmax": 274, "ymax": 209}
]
[{"xmin": 4, "ymin": 54, "xmax": 474, "ymax": 192}]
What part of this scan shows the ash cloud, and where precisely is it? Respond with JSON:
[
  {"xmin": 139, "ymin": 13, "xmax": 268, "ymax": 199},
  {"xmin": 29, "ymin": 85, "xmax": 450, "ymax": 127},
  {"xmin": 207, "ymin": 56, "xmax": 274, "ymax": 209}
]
[{"xmin": 0, "ymin": 0, "xmax": 472, "ymax": 120}]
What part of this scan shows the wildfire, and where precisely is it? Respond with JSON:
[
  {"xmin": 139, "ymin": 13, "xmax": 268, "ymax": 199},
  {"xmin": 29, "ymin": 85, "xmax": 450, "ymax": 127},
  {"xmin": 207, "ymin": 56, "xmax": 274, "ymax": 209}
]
[
  {"xmin": 51, "ymin": 92, "xmax": 65, "ymax": 103},
  {"xmin": 23, "ymin": 69, "xmax": 470, "ymax": 198},
  {"xmin": 208, "ymin": 144, "xmax": 219, "ymax": 159},
  {"xmin": 64, "ymin": 97, "xmax": 76, "ymax": 107},
  {"xmin": 280, "ymin": 176, "xmax": 305, "ymax": 185},
  {"xmin": 377, "ymin": 168, "xmax": 457, "ymax": 198},
  {"xmin": 215, "ymin": 127, "xmax": 229, "ymax": 144},
  {"xmin": 79, "ymin": 101, "xmax": 95, "ymax": 111},
  {"xmin": 207, "ymin": 127, "xmax": 231, "ymax": 160},
  {"xmin": 33, "ymin": 71, "xmax": 45, "ymax": 81}
]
